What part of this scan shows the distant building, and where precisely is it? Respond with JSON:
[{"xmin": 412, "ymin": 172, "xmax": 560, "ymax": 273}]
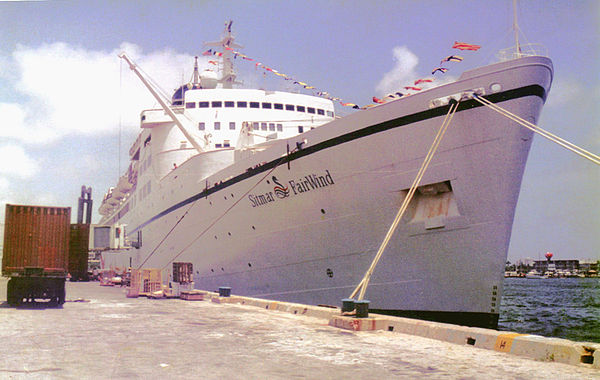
[
  {"xmin": 579, "ymin": 260, "xmax": 599, "ymax": 274},
  {"xmin": 533, "ymin": 259, "xmax": 579, "ymax": 273}
]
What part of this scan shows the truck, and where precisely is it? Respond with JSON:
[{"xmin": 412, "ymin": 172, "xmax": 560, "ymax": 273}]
[{"xmin": 2, "ymin": 204, "xmax": 71, "ymax": 306}]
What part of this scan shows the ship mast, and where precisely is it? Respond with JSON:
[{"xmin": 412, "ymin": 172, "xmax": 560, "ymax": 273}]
[
  {"xmin": 512, "ymin": 0, "xmax": 522, "ymax": 57},
  {"xmin": 205, "ymin": 20, "xmax": 243, "ymax": 89}
]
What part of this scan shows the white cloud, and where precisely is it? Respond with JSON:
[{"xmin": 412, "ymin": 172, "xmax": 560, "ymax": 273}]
[
  {"xmin": 375, "ymin": 46, "xmax": 420, "ymax": 96},
  {"xmin": 0, "ymin": 42, "xmax": 212, "ymax": 145},
  {"xmin": 545, "ymin": 78, "xmax": 583, "ymax": 108},
  {"xmin": 375, "ymin": 46, "xmax": 456, "ymax": 97},
  {"xmin": 0, "ymin": 144, "xmax": 39, "ymax": 178}
]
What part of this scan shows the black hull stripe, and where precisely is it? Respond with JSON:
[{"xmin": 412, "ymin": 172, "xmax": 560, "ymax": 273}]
[
  {"xmin": 129, "ymin": 84, "xmax": 546, "ymax": 233},
  {"xmin": 369, "ymin": 309, "xmax": 500, "ymax": 329}
]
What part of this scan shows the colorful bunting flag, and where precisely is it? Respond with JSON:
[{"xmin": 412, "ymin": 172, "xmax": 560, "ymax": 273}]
[
  {"xmin": 440, "ymin": 55, "xmax": 464, "ymax": 64},
  {"xmin": 373, "ymin": 96, "xmax": 385, "ymax": 104},
  {"xmin": 432, "ymin": 67, "xmax": 448, "ymax": 75},
  {"xmin": 404, "ymin": 86, "xmax": 422, "ymax": 91},
  {"xmin": 414, "ymin": 78, "xmax": 433, "ymax": 85},
  {"xmin": 204, "ymin": 46, "xmax": 365, "ymax": 110},
  {"xmin": 452, "ymin": 41, "xmax": 481, "ymax": 51}
]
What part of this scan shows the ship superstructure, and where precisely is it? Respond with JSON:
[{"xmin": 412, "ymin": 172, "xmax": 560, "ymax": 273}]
[{"xmin": 99, "ymin": 22, "xmax": 553, "ymax": 328}]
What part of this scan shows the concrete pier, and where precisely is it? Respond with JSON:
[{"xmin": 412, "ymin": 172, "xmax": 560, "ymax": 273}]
[{"xmin": 0, "ymin": 280, "xmax": 598, "ymax": 379}]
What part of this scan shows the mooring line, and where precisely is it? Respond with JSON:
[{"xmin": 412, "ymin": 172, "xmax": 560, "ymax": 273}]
[{"xmin": 349, "ymin": 100, "xmax": 460, "ymax": 301}]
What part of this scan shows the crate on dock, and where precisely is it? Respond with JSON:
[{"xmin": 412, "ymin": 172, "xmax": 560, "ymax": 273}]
[
  {"xmin": 173, "ymin": 262, "xmax": 193, "ymax": 283},
  {"xmin": 126, "ymin": 269, "xmax": 141, "ymax": 298},
  {"xmin": 180, "ymin": 290, "xmax": 205, "ymax": 301},
  {"xmin": 140, "ymin": 268, "xmax": 162, "ymax": 296}
]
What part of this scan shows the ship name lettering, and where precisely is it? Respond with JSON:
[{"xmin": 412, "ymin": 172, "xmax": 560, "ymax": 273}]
[
  {"xmin": 289, "ymin": 170, "xmax": 335, "ymax": 195},
  {"xmin": 248, "ymin": 192, "xmax": 275, "ymax": 207}
]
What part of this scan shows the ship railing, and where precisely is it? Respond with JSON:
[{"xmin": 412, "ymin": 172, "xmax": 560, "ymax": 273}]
[{"xmin": 496, "ymin": 43, "xmax": 548, "ymax": 61}]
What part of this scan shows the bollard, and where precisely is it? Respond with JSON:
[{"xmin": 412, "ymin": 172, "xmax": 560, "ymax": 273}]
[
  {"xmin": 219, "ymin": 286, "xmax": 231, "ymax": 297},
  {"xmin": 341, "ymin": 298, "xmax": 355, "ymax": 313},
  {"xmin": 355, "ymin": 300, "xmax": 370, "ymax": 318}
]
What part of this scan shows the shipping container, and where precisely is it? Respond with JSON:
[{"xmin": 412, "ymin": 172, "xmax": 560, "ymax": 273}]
[
  {"xmin": 69, "ymin": 224, "xmax": 90, "ymax": 281},
  {"xmin": 2, "ymin": 204, "xmax": 71, "ymax": 306}
]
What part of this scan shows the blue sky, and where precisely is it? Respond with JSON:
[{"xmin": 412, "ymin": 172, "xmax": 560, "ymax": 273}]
[{"xmin": 0, "ymin": 0, "xmax": 598, "ymax": 262}]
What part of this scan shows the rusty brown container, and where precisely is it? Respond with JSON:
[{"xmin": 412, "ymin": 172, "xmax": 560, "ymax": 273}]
[
  {"xmin": 69, "ymin": 224, "xmax": 90, "ymax": 281},
  {"xmin": 2, "ymin": 204, "xmax": 71, "ymax": 278}
]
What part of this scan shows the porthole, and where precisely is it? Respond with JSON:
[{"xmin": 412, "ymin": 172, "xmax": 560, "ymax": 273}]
[
  {"xmin": 248, "ymin": 263, "xmax": 252, "ymax": 267},
  {"xmin": 252, "ymin": 226, "xmax": 256, "ymax": 230},
  {"xmin": 326, "ymin": 268, "xmax": 333, "ymax": 278},
  {"xmin": 490, "ymin": 83, "xmax": 502, "ymax": 93},
  {"xmin": 321, "ymin": 209, "xmax": 326, "ymax": 214}
]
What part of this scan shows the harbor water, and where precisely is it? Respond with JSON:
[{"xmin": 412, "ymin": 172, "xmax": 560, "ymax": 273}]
[{"xmin": 500, "ymin": 277, "xmax": 600, "ymax": 343}]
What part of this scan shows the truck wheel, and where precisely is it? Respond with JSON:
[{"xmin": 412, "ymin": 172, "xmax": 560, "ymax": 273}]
[
  {"xmin": 7, "ymin": 279, "xmax": 16, "ymax": 306},
  {"xmin": 58, "ymin": 280, "xmax": 66, "ymax": 305}
]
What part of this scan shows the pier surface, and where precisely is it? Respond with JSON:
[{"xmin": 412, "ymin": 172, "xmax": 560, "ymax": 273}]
[{"xmin": 0, "ymin": 280, "xmax": 598, "ymax": 379}]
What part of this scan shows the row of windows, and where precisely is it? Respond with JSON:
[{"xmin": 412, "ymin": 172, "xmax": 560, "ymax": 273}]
[
  {"xmin": 139, "ymin": 154, "xmax": 152, "ymax": 177},
  {"xmin": 198, "ymin": 121, "xmax": 284, "ymax": 132},
  {"xmin": 185, "ymin": 100, "xmax": 334, "ymax": 117}
]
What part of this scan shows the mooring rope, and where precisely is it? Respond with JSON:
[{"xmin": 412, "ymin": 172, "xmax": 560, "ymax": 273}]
[
  {"xmin": 349, "ymin": 100, "xmax": 460, "ymax": 301},
  {"xmin": 473, "ymin": 94, "xmax": 600, "ymax": 165}
]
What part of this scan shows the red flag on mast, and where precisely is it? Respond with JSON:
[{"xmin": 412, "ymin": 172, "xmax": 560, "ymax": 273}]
[{"xmin": 452, "ymin": 41, "xmax": 481, "ymax": 51}]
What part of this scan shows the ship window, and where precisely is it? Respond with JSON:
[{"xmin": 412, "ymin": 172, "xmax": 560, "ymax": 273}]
[
  {"xmin": 229, "ymin": 122, "xmax": 236, "ymax": 130},
  {"xmin": 237, "ymin": 101, "xmax": 247, "ymax": 108},
  {"xmin": 224, "ymin": 140, "xmax": 231, "ymax": 147},
  {"xmin": 262, "ymin": 102, "xmax": 272, "ymax": 109},
  {"xmin": 250, "ymin": 102, "xmax": 260, "ymax": 108},
  {"xmin": 198, "ymin": 122, "xmax": 205, "ymax": 130},
  {"xmin": 296, "ymin": 105, "xmax": 305, "ymax": 112},
  {"xmin": 185, "ymin": 102, "xmax": 196, "ymax": 109},
  {"xmin": 274, "ymin": 103, "xmax": 283, "ymax": 110},
  {"xmin": 285, "ymin": 104, "xmax": 294, "ymax": 111},
  {"xmin": 199, "ymin": 101, "xmax": 209, "ymax": 108},
  {"xmin": 261, "ymin": 122, "xmax": 267, "ymax": 131},
  {"xmin": 212, "ymin": 101, "xmax": 222, "ymax": 108},
  {"xmin": 214, "ymin": 122, "xmax": 221, "ymax": 130},
  {"xmin": 252, "ymin": 122, "xmax": 259, "ymax": 129},
  {"xmin": 317, "ymin": 109, "xmax": 325, "ymax": 115},
  {"xmin": 225, "ymin": 101, "xmax": 235, "ymax": 108},
  {"xmin": 298, "ymin": 126, "xmax": 304, "ymax": 133},
  {"xmin": 269, "ymin": 123, "xmax": 275, "ymax": 131},
  {"xmin": 327, "ymin": 110, "xmax": 334, "ymax": 117},
  {"xmin": 215, "ymin": 143, "xmax": 222, "ymax": 148},
  {"xmin": 277, "ymin": 123, "xmax": 283, "ymax": 131},
  {"xmin": 307, "ymin": 107, "xmax": 315, "ymax": 114}
]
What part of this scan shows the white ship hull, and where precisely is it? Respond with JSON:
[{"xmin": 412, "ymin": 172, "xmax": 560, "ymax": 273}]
[{"xmin": 104, "ymin": 55, "xmax": 553, "ymax": 328}]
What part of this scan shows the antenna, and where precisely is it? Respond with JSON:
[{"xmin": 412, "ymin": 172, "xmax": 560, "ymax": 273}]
[
  {"xmin": 205, "ymin": 20, "xmax": 243, "ymax": 89},
  {"xmin": 513, "ymin": 0, "xmax": 522, "ymax": 56}
]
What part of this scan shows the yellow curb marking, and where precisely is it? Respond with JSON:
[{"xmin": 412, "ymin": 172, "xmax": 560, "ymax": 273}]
[{"xmin": 494, "ymin": 333, "xmax": 527, "ymax": 352}]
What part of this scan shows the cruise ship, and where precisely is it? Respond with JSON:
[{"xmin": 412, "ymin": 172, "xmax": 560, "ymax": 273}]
[{"xmin": 98, "ymin": 22, "xmax": 553, "ymax": 328}]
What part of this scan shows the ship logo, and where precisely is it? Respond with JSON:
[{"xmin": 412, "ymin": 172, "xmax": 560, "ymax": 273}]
[{"xmin": 272, "ymin": 176, "xmax": 290, "ymax": 199}]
